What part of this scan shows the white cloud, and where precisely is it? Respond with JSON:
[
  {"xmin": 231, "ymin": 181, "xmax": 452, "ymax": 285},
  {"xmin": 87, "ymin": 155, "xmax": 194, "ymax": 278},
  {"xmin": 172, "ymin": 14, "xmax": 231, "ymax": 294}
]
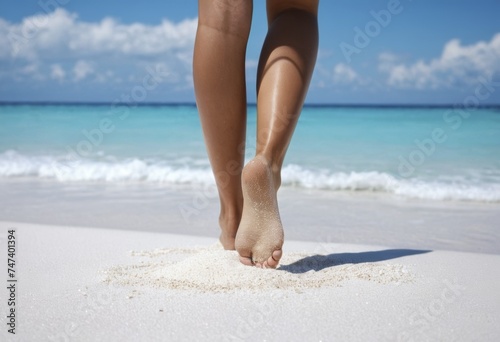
[
  {"xmin": 95, "ymin": 70, "xmax": 115, "ymax": 84},
  {"xmin": 378, "ymin": 52, "xmax": 400, "ymax": 72},
  {"xmin": 20, "ymin": 63, "xmax": 39, "ymax": 75},
  {"xmin": 50, "ymin": 63, "xmax": 65, "ymax": 82},
  {"xmin": 333, "ymin": 63, "xmax": 359, "ymax": 84},
  {"xmin": 312, "ymin": 62, "xmax": 377, "ymax": 90},
  {"xmin": 73, "ymin": 60, "xmax": 94, "ymax": 82},
  {"xmin": 73, "ymin": 60, "xmax": 93, "ymax": 81},
  {"xmin": 0, "ymin": 8, "xmax": 197, "ymax": 90},
  {"xmin": 67, "ymin": 16, "xmax": 197, "ymax": 57},
  {"xmin": 380, "ymin": 33, "xmax": 500, "ymax": 89},
  {"xmin": 1, "ymin": 8, "xmax": 197, "ymax": 60},
  {"xmin": 13, "ymin": 63, "xmax": 45, "ymax": 81}
]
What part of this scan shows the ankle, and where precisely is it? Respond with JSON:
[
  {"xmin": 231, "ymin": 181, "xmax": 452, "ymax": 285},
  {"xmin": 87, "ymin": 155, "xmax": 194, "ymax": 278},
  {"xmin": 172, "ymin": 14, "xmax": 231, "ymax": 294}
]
[
  {"xmin": 251, "ymin": 154, "xmax": 282, "ymax": 190},
  {"xmin": 219, "ymin": 213, "xmax": 240, "ymax": 227},
  {"xmin": 219, "ymin": 205, "xmax": 242, "ymax": 229},
  {"xmin": 218, "ymin": 209, "xmax": 241, "ymax": 250}
]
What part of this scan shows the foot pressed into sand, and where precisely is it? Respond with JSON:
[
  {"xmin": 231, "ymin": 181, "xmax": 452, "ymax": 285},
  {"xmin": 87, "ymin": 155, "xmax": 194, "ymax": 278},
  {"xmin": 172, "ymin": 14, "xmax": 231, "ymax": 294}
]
[{"xmin": 235, "ymin": 155, "xmax": 284, "ymax": 268}]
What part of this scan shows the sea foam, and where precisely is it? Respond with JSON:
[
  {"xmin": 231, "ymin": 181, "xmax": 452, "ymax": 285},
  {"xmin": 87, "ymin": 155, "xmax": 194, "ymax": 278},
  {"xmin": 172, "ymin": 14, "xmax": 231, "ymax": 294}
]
[{"xmin": 1, "ymin": 150, "xmax": 499, "ymax": 202}]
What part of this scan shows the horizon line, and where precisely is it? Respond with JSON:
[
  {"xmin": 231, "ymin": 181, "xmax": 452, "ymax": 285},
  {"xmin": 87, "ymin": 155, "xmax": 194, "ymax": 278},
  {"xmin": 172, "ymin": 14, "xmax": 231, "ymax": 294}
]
[{"xmin": 1, "ymin": 101, "xmax": 500, "ymax": 108}]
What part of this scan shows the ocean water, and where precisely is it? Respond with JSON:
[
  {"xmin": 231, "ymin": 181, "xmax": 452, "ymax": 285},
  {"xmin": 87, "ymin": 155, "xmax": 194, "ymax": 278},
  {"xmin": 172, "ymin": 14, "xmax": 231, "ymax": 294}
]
[{"xmin": 1, "ymin": 104, "xmax": 500, "ymax": 202}]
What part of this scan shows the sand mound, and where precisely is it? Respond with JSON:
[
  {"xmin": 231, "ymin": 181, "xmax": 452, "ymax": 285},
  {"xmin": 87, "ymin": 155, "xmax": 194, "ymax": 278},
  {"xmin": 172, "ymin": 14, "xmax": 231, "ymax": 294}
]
[{"xmin": 103, "ymin": 244, "xmax": 414, "ymax": 292}]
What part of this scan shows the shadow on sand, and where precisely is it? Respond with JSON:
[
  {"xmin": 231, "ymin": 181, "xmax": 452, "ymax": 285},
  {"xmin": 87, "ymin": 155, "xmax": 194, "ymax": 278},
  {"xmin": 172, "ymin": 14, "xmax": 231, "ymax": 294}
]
[{"xmin": 278, "ymin": 249, "xmax": 431, "ymax": 274}]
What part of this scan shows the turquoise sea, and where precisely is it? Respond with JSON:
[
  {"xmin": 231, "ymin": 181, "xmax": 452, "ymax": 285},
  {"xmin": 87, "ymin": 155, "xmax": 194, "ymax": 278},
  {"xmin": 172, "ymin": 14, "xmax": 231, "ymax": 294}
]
[{"xmin": 1, "ymin": 103, "xmax": 499, "ymax": 202}]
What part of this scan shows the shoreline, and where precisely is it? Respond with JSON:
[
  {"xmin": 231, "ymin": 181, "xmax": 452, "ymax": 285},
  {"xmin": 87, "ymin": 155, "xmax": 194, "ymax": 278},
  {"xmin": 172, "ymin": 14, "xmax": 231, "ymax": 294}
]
[{"xmin": 1, "ymin": 179, "xmax": 499, "ymax": 255}]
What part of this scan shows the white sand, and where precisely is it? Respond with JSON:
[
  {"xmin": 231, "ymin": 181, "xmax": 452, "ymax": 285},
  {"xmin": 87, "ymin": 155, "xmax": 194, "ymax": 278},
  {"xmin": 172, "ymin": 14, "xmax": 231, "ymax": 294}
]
[
  {"xmin": 105, "ymin": 245, "xmax": 413, "ymax": 292},
  {"xmin": 1, "ymin": 221, "xmax": 500, "ymax": 341}
]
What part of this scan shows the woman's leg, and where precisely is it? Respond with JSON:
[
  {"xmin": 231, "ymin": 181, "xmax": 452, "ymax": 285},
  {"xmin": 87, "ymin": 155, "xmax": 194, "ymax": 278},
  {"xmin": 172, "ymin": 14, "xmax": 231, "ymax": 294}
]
[
  {"xmin": 235, "ymin": 0, "xmax": 319, "ymax": 267},
  {"xmin": 193, "ymin": 0, "xmax": 252, "ymax": 249}
]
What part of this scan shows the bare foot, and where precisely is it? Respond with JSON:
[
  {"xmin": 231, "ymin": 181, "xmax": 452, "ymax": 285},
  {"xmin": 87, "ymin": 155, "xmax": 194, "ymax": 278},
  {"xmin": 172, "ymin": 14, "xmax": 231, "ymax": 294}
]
[{"xmin": 235, "ymin": 155, "xmax": 284, "ymax": 268}]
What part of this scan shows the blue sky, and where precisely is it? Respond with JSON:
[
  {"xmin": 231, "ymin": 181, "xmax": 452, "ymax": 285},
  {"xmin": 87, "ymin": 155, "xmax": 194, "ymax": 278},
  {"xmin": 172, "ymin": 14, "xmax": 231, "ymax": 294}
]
[{"xmin": 0, "ymin": 0, "xmax": 499, "ymax": 104}]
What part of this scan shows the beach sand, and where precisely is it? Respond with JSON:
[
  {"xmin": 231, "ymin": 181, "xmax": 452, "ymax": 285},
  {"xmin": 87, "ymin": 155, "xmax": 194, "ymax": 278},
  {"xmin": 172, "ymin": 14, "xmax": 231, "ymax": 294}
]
[{"xmin": 1, "ymin": 221, "xmax": 499, "ymax": 341}]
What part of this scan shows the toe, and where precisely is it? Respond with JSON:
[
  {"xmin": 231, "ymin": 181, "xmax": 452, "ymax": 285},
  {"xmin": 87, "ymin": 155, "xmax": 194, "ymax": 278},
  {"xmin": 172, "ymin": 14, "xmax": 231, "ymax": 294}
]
[
  {"xmin": 263, "ymin": 249, "xmax": 282, "ymax": 269},
  {"xmin": 239, "ymin": 255, "xmax": 255, "ymax": 267}
]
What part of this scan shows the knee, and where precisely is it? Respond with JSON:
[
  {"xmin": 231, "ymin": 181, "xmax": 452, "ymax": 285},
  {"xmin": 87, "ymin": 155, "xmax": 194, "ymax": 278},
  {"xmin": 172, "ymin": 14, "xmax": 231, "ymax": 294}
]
[
  {"xmin": 266, "ymin": 0, "xmax": 319, "ymax": 23},
  {"xmin": 198, "ymin": 0, "xmax": 252, "ymax": 38}
]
